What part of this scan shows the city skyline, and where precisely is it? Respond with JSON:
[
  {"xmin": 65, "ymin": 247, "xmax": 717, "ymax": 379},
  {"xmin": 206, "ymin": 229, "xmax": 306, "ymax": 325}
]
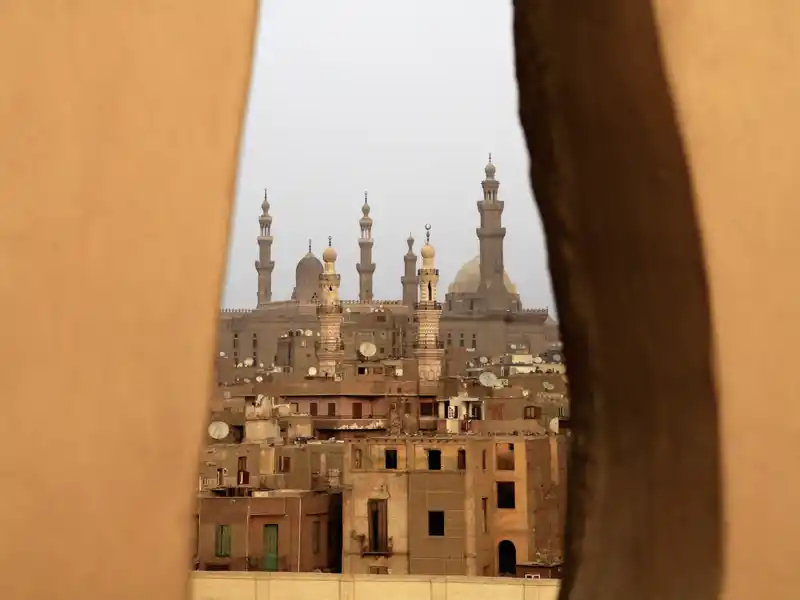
[{"xmin": 221, "ymin": 0, "xmax": 554, "ymax": 310}]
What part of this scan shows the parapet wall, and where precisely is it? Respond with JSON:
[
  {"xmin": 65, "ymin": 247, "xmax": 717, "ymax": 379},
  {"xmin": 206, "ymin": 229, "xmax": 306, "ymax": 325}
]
[{"xmin": 191, "ymin": 572, "xmax": 559, "ymax": 600}]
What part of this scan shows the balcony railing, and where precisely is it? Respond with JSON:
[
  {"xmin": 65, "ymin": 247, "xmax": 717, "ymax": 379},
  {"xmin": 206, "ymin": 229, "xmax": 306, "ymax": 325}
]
[
  {"xmin": 412, "ymin": 340, "xmax": 445, "ymax": 349},
  {"xmin": 316, "ymin": 304, "xmax": 343, "ymax": 314},
  {"xmin": 417, "ymin": 268, "xmax": 440, "ymax": 276},
  {"xmin": 317, "ymin": 341, "xmax": 345, "ymax": 351},
  {"xmin": 414, "ymin": 301, "xmax": 442, "ymax": 310}
]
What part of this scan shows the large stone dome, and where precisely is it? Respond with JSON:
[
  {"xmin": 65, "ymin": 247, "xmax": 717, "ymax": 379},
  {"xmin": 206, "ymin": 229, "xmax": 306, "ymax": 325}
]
[
  {"xmin": 447, "ymin": 255, "xmax": 518, "ymax": 295},
  {"xmin": 293, "ymin": 251, "xmax": 323, "ymax": 303}
]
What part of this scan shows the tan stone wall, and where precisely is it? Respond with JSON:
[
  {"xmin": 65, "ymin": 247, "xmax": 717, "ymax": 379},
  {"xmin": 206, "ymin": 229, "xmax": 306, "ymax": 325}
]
[{"xmin": 191, "ymin": 572, "xmax": 560, "ymax": 600}]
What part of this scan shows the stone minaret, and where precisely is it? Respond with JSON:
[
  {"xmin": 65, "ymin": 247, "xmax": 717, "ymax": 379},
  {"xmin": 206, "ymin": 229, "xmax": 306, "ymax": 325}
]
[
  {"xmin": 317, "ymin": 237, "xmax": 344, "ymax": 377},
  {"xmin": 401, "ymin": 233, "xmax": 418, "ymax": 307},
  {"xmin": 477, "ymin": 154, "xmax": 509, "ymax": 310},
  {"xmin": 255, "ymin": 189, "xmax": 275, "ymax": 307},
  {"xmin": 414, "ymin": 225, "xmax": 444, "ymax": 381},
  {"xmin": 356, "ymin": 191, "xmax": 375, "ymax": 303}
]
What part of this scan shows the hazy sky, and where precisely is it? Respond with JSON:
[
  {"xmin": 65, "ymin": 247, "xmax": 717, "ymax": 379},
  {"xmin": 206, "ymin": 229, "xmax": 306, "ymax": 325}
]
[{"xmin": 222, "ymin": 0, "xmax": 554, "ymax": 310}]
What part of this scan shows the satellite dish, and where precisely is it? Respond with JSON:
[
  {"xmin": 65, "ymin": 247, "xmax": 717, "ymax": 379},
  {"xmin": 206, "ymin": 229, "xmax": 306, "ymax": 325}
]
[
  {"xmin": 479, "ymin": 356, "xmax": 488, "ymax": 364},
  {"xmin": 236, "ymin": 363, "xmax": 243, "ymax": 368},
  {"xmin": 255, "ymin": 375, "xmax": 263, "ymax": 383},
  {"xmin": 316, "ymin": 331, "xmax": 321, "ymax": 336},
  {"xmin": 552, "ymin": 353, "xmax": 562, "ymax": 363},
  {"xmin": 549, "ymin": 418, "xmax": 560, "ymax": 433},
  {"xmin": 243, "ymin": 378, "xmax": 251, "ymax": 383},
  {"xmin": 308, "ymin": 366, "xmax": 318, "ymax": 376},
  {"xmin": 533, "ymin": 356, "xmax": 543, "ymax": 364},
  {"xmin": 207, "ymin": 421, "xmax": 230, "ymax": 440},
  {"xmin": 219, "ymin": 351, "xmax": 226, "ymax": 357},
  {"xmin": 478, "ymin": 372, "xmax": 499, "ymax": 388},
  {"xmin": 259, "ymin": 363, "xmax": 264, "ymax": 368},
  {"xmin": 359, "ymin": 341, "xmax": 377, "ymax": 358},
  {"xmin": 522, "ymin": 389, "xmax": 530, "ymax": 398},
  {"xmin": 305, "ymin": 329, "xmax": 313, "ymax": 337},
  {"xmin": 243, "ymin": 357, "xmax": 254, "ymax": 367}
]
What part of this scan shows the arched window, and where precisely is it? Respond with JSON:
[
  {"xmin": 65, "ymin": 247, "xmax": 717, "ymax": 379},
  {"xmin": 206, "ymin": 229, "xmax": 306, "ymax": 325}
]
[{"xmin": 498, "ymin": 540, "xmax": 516, "ymax": 575}]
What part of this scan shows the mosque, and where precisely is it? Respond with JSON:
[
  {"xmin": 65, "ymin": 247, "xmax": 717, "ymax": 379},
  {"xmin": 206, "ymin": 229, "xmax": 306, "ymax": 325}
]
[{"xmin": 216, "ymin": 158, "xmax": 559, "ymax": 371}]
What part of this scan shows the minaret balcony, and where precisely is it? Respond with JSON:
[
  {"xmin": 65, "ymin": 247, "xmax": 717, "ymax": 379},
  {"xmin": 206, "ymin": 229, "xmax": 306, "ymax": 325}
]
[
  {"xmin": 414, "ymin": 301, "xmax": 442, "ymax": 310},
  {"xmin": 317, "ymin": 341, "xmax": 345, "ymax": 351},
  {"xmin": 413, "ymin": 340, "xmax": 445, "ymax": 349},
  {"xmin": 316, "ymin": 304, "xmax": 343, "ymax": 315},
  {"xmin": 417, "ymin": 268, "xmax": 439, "ymax": 276}
]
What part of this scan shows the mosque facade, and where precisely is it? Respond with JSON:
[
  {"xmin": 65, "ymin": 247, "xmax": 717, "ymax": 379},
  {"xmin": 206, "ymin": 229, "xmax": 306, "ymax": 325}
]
[{"xmin": 217, "ymin": 159, "xmax": 559, "ymax": 372}]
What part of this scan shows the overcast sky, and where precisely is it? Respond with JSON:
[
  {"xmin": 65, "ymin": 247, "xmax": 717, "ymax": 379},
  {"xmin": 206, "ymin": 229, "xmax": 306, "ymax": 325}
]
[{"xmin": 222, "ymin": 0, "xmax": 554, "ymax": 310}]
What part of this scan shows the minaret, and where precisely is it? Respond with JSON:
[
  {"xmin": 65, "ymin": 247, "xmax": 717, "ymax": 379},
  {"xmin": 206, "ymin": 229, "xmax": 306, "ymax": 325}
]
[
  {"xmin": 401, "ymin": 233, "xmax": 418, "ymax": 306},
  {"xmin": 476, "ymin": 154, "xmax": 509, "ymax": 311},
  {"xmin": 414, "ymin": 225, "xmax": 444, "ymax": 381},
  {"xmin": 356, "ymin": 191, "xmax": 375, "ymax": 303},
  {"xmin": 255, "ymin": 189, "xmax": 275, "ymax": 307},
  {"xmin": 317, "ymin": 237, "xmax": 344, "ymax": 377}
]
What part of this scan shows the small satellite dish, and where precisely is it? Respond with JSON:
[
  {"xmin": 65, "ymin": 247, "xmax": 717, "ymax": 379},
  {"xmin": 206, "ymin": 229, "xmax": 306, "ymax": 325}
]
[
  {"xmin": 346, "ymin": 307, "xmax": 352, "ymax": 313},
  {"xmin": 510, "ymin": 344, "xmax": 517, "ymax": 350},
  {"xmin": 549, "ymin": 418, "xmax": 560, "ymax": 433},
  {"xmin": 479, "ymin": 372, "xmax": 499, "ymax": 388},
  {"xmin": 359, "ymin": 341, "xmax": 377, "ymax": 358},
  {"xmin": 479, "ymin": 356, "xmax": 488, "ymax": 364},
  {"xmin": 255, "ymin": 375, "xmax": 263, "ymax": 383},
  {"xmin": 305, "ymin": 329, "xmax": 313, "ymax": 337},
  {"xmin": 243, "ymin": 378, "xmax": 251, "ymax": 383},
  {"xmin": 259, "ymin": 363, "xmax": 264, "ymax": 368},
  {"xmin": 208, "ymin": 421, "xmax": 230, "ymax": 440},
  {"xmin": 316, "ymin": 331, "xmax": 321, "ymax": 336},
  {"xmin": 552, "ymin": 354, "xmax": 562, "ymax": 363},
  {"xmin": 243, "ymin": 357, "xmax": 254, "ymax": 367},
  {"xmin": 236, "ymin": 363, "xmax": 243, "ymax": 368},
  {"xmin": 533, "ymin": 356, "xmax": 543, "ymax": 364},
  {"xmin": 219, "ymin": 351, "xmax": 226, "ymax": 357},
  {"xmin": 522, "ymin": 389, "xmax": 530, "ymax": 398},
  {"xmin": 308, "ymin": 366, "xmax": 318, "ymax": 376}
]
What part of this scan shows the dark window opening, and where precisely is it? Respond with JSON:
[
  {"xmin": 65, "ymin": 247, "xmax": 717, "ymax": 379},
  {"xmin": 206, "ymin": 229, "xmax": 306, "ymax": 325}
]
[
  {"xmin": 497, "ymin": 481, "xmax": 516, "ymax": 509},
  {"xmin": 353, "ymin": 448, "xmax": 362, "ymax": 469},
  {"xmin": 471, "ymin": 334, "xmax": 477, "ymax": 349},
  {"xmin": 420, "ymin": 402, "xmax": 435, "ymax": 417},
  {"xmin": 352, "ymin": 402, "xmax": 363, "ymax": 419},
  {"xmin": 482, "ymin": 450, "xmax": 487, "ymax": 470},
  {"xmin": 312, "ymin": 520, "xmax": 321, "ymax": 554},
  {"xmin": 290, "ymin": 402, "xmax": 299, "ymax": 414},
  {"xmin": 427, "ymin": 449, "xmax": 441, "ymax": 470},
  {"xmin": 214, "ymin": 524, "xmax": 231, "ymax": 557},
  {"xmin": 524, "ymin": 405, "xmax": 542, "ymax": 419},
  {"xmin": 369, "ymin": 566, "xmax": 389, "ymax": 574},
  {"xmin": 278, "ymin": 456, "xmax": 291, "ymax": 473},
  {"xmin": 482, "ymin": 497, "xmax": 488, "ymax": 533},
  {"xmin": 457, "ymin": 449, "xmax": 466, "ymax": 470},
  {"xmin": 309, "ymin": 402, "xmax": 318, "ymax": 416},
  {"xmin": 368, "ymin": 499, "xmax": 389, "ymax": 553},
  {"xmin": 327, "ymin": 402, "xmax": 336, "ymax": 416},
  {"xmin": 428, "ymin": 511, "xmax": 445, "ymax": 536},
  {"xmin": 237, "ymin": 456, "xmax": 247, "ymax": 472},
  {"xmin": 385, "ymin": 449, "xmax": 398, "ymax": 469}
]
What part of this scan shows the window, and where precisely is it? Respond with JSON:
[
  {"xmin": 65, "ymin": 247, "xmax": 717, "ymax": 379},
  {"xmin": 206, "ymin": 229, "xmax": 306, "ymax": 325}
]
[
  {"xmin": 497, "ymin": 481, "xmax": 516, "ymax": 509},
  {"xmin": 428, "ymin": 511, "xmax": 445, "ymax": 536},
  {"xmin": 352, "ymin": 402, "xmax": 363, "ymax": 419},
  {"xmin": 459, "ymin": 333, "xmax": 465, "ymax": 347},
  {"xmin": 446, "ymin": 332, "xmax": 452, "ymax": 347},
  {"xmin": 427, "ymin": 449, "xmax": 441, "ymax": 470},
  {"xmin": 376, "ymin": 315, "xmax": 386, "ymax": 323},
  {"xmin": 312, "ymin": 520, "xmax": 321, "ymax": 554},
  {"xmin": 524, "ymin": 405, "xmax": 542, "ymax": 419},
  {"xmin": 482, "ymin": 497, "xmax": 488, "ymax": 532},
  {"xmin": 232, "ymin": 334, "xmax": 239, "ymax": 349},
  {"xmin": 216, "ymin": 468, "xmax": 224, "ymax": 487},
  {"xmin": 214, "ymin": 524, "xmax": 231, "ymax": 557},
  {"xmin": 353, "ymin": 448, "xmax": 362, "ymax": 469},
  {"xmin": 290, "ymin": 402, "xmax": 299, "ymax": 414},
  {"xmin": 457, "ymin": 449, "xmax": 466, "ymax": 470},
  {"xmin": 482, "ymin": 450, "xmax": 487, "ymax": 471},
  {"xmin": 278, "ymin": 456, "xmax": 291, "ymax": 473},
  {"xmin": 367, "ymin": 499, "xmax": 389, "ymax": 553},
  {"xmin": 369, "ymin": 566, "xmax": 389, "ymax": 574},
  {"xmin": 309, "ymin": 402, "xmax": 318, "ymax": 416},
  {"xmin": 420, "ymin": 402, "xmax": 435, "ymax": 417},
  {"xmin": 237, "ymin": 456, "xmax": 247, "ymax": 472},
  {"xmin": 385, "ymin": 449, "xmax": 398, "ymax": 469},
  {"xmin": 471, "ymin": 334, "xmax": 477, "ymax": 349},
  {"xmin": 327, "ymin": 402, "xmax": 336, "ymax": 416},
  {"xmin": 496, "ymin": 443, "xmax": 515, "ymax": 471},
  {"xmin": 379, "ymin": 347, "xmax": 385, "ymax": 354}
]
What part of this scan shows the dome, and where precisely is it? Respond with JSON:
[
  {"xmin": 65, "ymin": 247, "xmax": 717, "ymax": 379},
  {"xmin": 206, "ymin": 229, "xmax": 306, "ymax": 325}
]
[
  {"xmin": 294, "ymin": 251, "xmax": 323, "ymax": 304},
  {"xmin": 296, "ymin": 252, "xmax": 323, "ymax": 278},
  {"xmin": 447, "ymin": 255, "xmax": 517, "ymax": 295},
  {"xmin": 485, "ymin": 161, "xmax": 496, "ymax": 178},
  {"xmin": 420, "ymin": 244, "xmax": 435, "ymax": 259},
  {"xmin": 322, "ymin": 246, "xmax": 337, "ymax": 263}
]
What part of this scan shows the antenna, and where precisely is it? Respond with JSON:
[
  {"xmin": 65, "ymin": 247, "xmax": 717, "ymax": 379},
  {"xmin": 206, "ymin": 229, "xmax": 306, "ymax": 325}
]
[{"xmin": 478, "ymin": 372, "xmax": 499, "ymax": 388}]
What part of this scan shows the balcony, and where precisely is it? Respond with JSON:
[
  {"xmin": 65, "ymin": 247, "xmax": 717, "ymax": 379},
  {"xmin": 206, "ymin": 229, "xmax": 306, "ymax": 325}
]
[
  {"xmin": 317, "ymin": 304, "xmax": 343, "ymax": 315},
  {"xmin": 245, "ymin": 555, "xmax": 290, "ymax": 572},
  {"xmin": 317, "ymin": 341, "xmax": 345, "ymax": 351},
  {"xmin": 314, "ymin": 417, "xmax": 387, "ymax": 431},
  {"xmin": 414, "ymin": 301, "xmax": 443, "ymax": 310},
  {"xmin": 412, "ymin": 340, "xmax": 445, "ymax": 349},
  {"xmin": 417, "ymin": 268, "xmax": 440, "ymax": 276}
]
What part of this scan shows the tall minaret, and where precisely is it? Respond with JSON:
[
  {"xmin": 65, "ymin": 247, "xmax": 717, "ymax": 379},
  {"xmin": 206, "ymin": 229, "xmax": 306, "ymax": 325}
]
[
  {"xmin": 401, "ymin": 233, "xmax": 418, "ymax": 307},
  {"xmin": 255, "ymin": 189, "xmax": 275, "ymax": 307},
  {"xmin": 476, "ymin": 154, "xmax": 509, "ymax": 311},
  {"xmin": 317, "ymin": 237, "xmax": 344, "ymax": 377},
  {"xmin": 356, "ymin": 191, "xmax": 375, "ymax": 303},
  {"xmin": 414, "ymin": 225, "xmax": 444, "ymax": 381}
]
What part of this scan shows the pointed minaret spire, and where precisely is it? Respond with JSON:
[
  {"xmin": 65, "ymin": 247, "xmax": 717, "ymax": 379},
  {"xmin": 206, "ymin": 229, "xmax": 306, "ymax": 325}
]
[
  {"xmin": 255, "ymin": 188, "xmax": 275, "ymax": 306},
  {"xmin": 402, "ymin": 232, "xmax": 418, "ymax": 308},
  {"xmin": 478, "ymin": 156, "xmax": 510, "ymax": 311},
  {"xmin": 308, "ymin": 239, "xmax": 312, "ymax": 254},
  {"xmin": 317, "ymin": 238, "xmax": 343, "ymax": 377},
  {"xmin": 414, "ymin": 224, "xmax": 443, "ymax": 381},
  {"xmin": 357, "ymin": 190, "xmax": 375, "ymax": 304}
]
